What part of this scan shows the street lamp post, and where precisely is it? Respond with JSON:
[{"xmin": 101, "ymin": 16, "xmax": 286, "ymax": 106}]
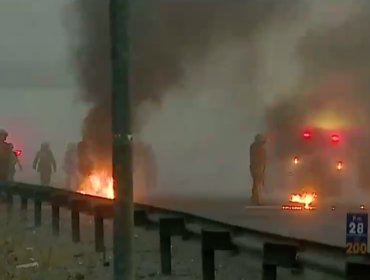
[{"xmin": 110, "ymin": 0, "xmax": 134, "ymax": 279}]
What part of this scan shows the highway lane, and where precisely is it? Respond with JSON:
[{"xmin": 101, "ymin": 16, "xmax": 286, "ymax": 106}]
[
  {"xmin": 48, "ymin": 180, "xmax": 367, "ymax": 248},
  {"xmin": 139, "ymin": 194, "xmax": 369, "ymax": 249}
]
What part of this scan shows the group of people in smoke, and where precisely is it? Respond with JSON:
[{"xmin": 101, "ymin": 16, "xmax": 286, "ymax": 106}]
[
  {"xmin": 0, "ymin": 127, "xmax": 265, "ymax": 202},
  {"xmin": 0, "ymin": 129, "xmax": 22, "ymax": 182},
  {"xmin": 0, "ymin": 128, "xmax": 58, "ymax": 185},
  {"xmin": 0, "ymin": 128, "xmax": 89, "ymax": 188},
  {"xmin": 0, "ymin": 128, "xmax": 266, "ymax": 202}
]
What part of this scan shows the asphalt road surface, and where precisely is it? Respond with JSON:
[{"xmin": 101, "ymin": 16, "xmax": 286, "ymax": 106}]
[{"xmin": 140, "ymin": 194, "xmax": 369, "ymax": 248}]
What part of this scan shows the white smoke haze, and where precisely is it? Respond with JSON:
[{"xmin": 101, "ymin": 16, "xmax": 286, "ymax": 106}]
[
  {"xmin": 138, "ymin": 0, "xmax": 370, "ymax": 204},
  {"xmin": 0, "ymin": 0, "xmax": 86, "ymax": 186}
]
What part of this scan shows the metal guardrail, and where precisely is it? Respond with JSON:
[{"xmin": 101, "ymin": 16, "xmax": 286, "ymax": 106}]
[{"xmin": 0, "ymin": 182, "xmax": 370, "ymax": 280}]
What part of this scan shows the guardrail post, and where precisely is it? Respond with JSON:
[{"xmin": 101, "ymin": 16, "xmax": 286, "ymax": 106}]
[
  {"xmin": 159, "ymin": 217, "xmax": 188, "ymax": 275},
  {"xmin": 94, "ymin": 215, "xmax": 104, "ymax": 252},
  {"xmin": 50, "ymin": 195, "xmax": 66, "ymax": 236},
  {"xmin": 201, "ymin": 229, "xmax": 235, "ymax": 280},
  {"xmin": 71, "ymin": 200, "xmax": 82, "ymax": 243},
  {"xmin": 20, "ymin": 196, "xmax": 27, "ymax": 220},
  {"xmin": 52, "ymin": 205, "xmax": 60, "ymax": 236},
  {"xmin": 346, "ymin": 262, "xmax": 370, "ymax": 280},
  {"xmin": 20, "ymin": 196, "xmax": 27, "ymax": 210},
  {"xmin": 6, "ymin": 192, "xmax": 13, "ymax": 218},
  {"xmin": 262, "ymin": 243, "xmax": 299, "ymax": 280},
  {"xmin": 34, "ymin": 200, "xmax": 42, "ymax": 227},
  {"xmin": 94, "ymin": 205, "xmax": 111, "ymax": 253},
  {"xmin": 50, "ymin": 194, "xmax": 69, "ymax": 236},
  {"xmin": 134, "ymin": 209, "xmax": 149, "ymax": 227}
]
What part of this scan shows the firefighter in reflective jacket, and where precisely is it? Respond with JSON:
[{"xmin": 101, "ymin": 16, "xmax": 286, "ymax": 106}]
[
  {"xmin": 250, "ymin": 134, "xmax": 266, "ymax": 205},
  {"xmin": 0, "ymin": 129, "xmax": 12, "ymax": 182},
  {"xmin": 33, "ymin": 142, "xmax": 57, "ymax": 185}
]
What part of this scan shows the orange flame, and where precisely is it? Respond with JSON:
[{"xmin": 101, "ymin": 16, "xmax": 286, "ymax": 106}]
[
  {"xmin": 289, "ymin": 192, "xmax": 317, "ymax": 209},
  {"xmin": 336, "ymin": 161, "xmax": 343, "ymax": 170},
  {"xmin": 78, "ymin": 171, "xmax": 114, "ymax": 199}
]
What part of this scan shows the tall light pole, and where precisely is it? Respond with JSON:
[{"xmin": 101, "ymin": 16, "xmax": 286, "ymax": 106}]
[{"xmin": 110, "ymin": 0, "xmax": 134, "ymax": 279}]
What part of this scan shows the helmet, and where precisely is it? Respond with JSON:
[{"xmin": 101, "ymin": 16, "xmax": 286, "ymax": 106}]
[
  {"xmin": 254, "ymin": 133, "xmax": 265, "ymax": 143},
  {"xmin": 41, "ymin": 142, "xmax": 49, "ymax": 149},
  {"xmin": 0, "ymin": 129, "xmax": 8, "ymax": 136}
]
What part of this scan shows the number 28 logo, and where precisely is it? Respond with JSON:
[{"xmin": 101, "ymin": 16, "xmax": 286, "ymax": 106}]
[
  {"xmin": 346, "ymin": 242, "xmax": 367, "ymax": 254},
  {"xmin": 348, "ymin": 221, "xmax": 364, "ymax": 234}
]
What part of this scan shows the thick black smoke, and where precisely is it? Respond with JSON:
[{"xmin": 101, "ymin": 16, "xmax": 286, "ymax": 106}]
[{"xmin": 67, "ymin": 0, "xmax": 301, "ymax": 165}]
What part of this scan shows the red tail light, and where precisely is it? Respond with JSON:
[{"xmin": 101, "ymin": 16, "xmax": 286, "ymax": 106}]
[
  {"xmin": 303, "ymin": 132, "xmax": 311, "ymax": 139},
  {"xmin": 15, "ymin": 150, "xmax": 21, "ymax": 156},
  {"xmin": 332, "ymin": 135, "xmax": 339, "ymax": 143}
]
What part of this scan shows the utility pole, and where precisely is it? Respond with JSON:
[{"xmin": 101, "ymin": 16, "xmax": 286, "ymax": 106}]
[{"xmin": 110, "ymin": 0, "xmax": 134, "ymax": 279}]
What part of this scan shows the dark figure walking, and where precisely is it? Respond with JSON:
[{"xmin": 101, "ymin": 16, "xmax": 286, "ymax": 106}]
[
  {"xmin": 0, "ymin": 129, "xmax": 12, "ymax": 182},
  {"xmin": 77, "ymin": 139, "xmax": 93, "ymax": 178},
  {"xmin": 249, "ymin": 134, "xmax": 266, "ymax": 205},
  {"xmin": 63, "ymin": 143, "xmax": 78, "ymax": 190},
  {"xmin": 8, "ymin": 143, "xmax": 22, "ymax": 181},
  {"xmin": 33, "ymin": 142, "xmax": 56, "ymax": 185}
]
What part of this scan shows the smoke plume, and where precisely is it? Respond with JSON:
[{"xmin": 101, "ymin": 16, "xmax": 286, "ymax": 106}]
[
  {"xmin": 67, "ymin": 0, "xmax": 370, "ymax": 201},
  {"xmin": 67, "ymin": 0, "xmax": 300, "ymax": 164}
]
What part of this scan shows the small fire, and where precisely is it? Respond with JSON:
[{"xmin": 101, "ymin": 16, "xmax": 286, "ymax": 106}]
[
  {"xmin": 78, "ymin": 171, "xmax": 114, "ymax": 199},
  {"xmin": 289, "ymin": 192, "xmax": 317, "ymax": 209}
]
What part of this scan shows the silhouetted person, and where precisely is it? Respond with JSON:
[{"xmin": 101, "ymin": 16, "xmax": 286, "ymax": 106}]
[
  {"xmin": 63, "ymin": 143, "xmax": 78, "ymax": 190},
  {"xmin": 250, "ymin": 134, "xmax": 266, "ymax": 205},
  {"xmin": 8, "ymin": 143, "xmax": 22, "ymax": 181},
  {"xmin": 77, "ymin": 139, "xmax": 93, "ymax": 178},
  {"xmin": 33, "ymin": 142, "xmax": 56, "ymax": 185},
  {"xmin": 0, "ymin": 129, "xmax": 12, "ymax": 182}
]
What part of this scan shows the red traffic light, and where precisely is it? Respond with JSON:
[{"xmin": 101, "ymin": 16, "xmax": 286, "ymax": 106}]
[{"xmin": 15, "ymin": 150, "xmax": 22, "ymax": 156}]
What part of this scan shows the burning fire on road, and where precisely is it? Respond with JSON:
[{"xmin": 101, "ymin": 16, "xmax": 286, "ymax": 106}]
[
  {"xmin": 282, "ymin": 192, "xmax": 317, "ymax": 210},
  {"xmin": 78, "ymin": 171, "xmax": 114, "ymax": 199}
]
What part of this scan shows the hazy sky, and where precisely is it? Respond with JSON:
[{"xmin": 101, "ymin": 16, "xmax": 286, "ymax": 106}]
[{"xmin": 0, "ymin": 0, "xmax": 87, "ymax": 183}]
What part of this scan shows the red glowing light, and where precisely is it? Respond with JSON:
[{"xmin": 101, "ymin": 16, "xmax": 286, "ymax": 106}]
[
  {"xmin": 303, "ymin": 132, "xmax": 311, "ymax": 139},
  {"xmin": 15, "ymin": 150, "xmax": 21, "ymax": 156},
  {"xmin": 332, "ymin": 135, "xmax": 339, "ymax": 142}
]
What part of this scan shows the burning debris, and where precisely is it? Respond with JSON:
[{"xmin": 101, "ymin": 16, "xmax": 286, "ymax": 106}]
[
  {"xmin": 78, "ymin": 171, "xmax": 114, "ymax": 199},
  {"xmin": 285, "ymin": 192, "xmax": 317, "ymax": 210}
]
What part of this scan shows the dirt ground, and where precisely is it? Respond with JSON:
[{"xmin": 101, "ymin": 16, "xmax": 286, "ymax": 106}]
[{"xmin": 0, "ymin": 201, "xmax": 338, "ymax": 280}]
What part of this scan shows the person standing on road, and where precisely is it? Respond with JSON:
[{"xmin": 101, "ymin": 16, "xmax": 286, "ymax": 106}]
[
  {"xmin": 8, "ymin": 143, "xmax": 22, "ymax": 181},
  {"xmin": 0, "ymin": 129, "xmax": 12, "ymax": 182},
  {"xmin": 33, "ymin": 142, "xmax": 57, "ymax": 185},
  {"xmin": 249, "ymin": 134, "xmax": 266, "ymax": 205},
  {"xmin": 63, "ymin": 143, "xmax": 78, "ymax": 190}
]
